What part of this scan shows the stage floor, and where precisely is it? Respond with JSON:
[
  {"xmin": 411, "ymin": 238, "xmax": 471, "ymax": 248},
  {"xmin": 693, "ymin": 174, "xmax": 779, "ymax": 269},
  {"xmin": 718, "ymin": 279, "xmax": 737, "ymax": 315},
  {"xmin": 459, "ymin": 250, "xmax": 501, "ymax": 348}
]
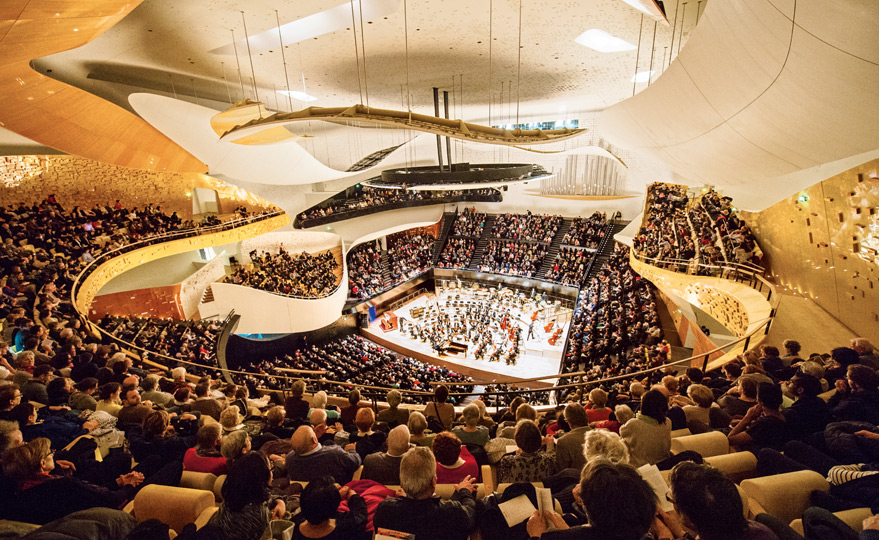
[{"xmin": 362, "ymin": 291, "xmax": 568, "ymax": 387}]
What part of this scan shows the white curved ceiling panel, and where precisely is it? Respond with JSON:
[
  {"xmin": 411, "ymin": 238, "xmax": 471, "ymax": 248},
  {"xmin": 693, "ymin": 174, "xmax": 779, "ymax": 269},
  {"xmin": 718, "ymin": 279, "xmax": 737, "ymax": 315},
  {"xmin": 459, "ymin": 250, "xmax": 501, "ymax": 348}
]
[
  {"xmin": 599, "ymin": 0, "xmax": 879, "ymax": 191},
  {"xmin": 129, "ymin": 92, "xmax": 356, "ymax": 185}
]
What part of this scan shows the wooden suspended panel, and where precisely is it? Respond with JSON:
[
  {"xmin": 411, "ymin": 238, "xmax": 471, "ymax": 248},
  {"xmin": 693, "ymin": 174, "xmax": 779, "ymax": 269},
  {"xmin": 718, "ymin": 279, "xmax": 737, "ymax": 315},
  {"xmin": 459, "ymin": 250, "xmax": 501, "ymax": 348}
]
[{"xmin": 0, "ymin": 0, "xmax": 206, "ymax": 173}]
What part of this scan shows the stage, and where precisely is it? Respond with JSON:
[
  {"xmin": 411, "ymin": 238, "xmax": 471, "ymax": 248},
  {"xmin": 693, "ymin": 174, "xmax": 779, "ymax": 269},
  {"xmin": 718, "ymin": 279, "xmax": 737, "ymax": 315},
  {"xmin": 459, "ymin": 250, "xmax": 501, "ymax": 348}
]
[{"xmin": 362, "ymin": 285, "xmax": 571, "ymax": 388}]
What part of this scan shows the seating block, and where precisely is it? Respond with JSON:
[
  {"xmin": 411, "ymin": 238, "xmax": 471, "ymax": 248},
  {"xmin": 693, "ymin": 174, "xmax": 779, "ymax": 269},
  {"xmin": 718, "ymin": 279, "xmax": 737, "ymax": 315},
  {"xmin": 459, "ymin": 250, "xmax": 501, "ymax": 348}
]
[
  {"xmin": 740, "ymin": 470, "xmax": 829, "ymax": 523},
  {"xmin": 670, "ymin": 431, "xmax": 729, "ymax": 458},
  {"xmin": 124, "ymin": 484, "xmax": 216, "ymax": 534}
]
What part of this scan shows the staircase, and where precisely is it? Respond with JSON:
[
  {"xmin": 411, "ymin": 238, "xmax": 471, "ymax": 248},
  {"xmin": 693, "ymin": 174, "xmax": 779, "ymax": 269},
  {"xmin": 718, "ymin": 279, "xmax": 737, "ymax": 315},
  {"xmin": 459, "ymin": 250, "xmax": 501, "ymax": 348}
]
[
  {"xmin": 201, "ymin": 285, "xmax": 215, "ymax": 304},
  {"xmin": 432, "ymin": 211, "xmax": 458, "ymax": 265},
  {"xmin": 380, "ymin": 249, "xmax": 392, "ymax": 285},
  {"xmin": 467, "ymin": 215, "xmax": 497, "ymax": 271},
  {"xmin": 586, "ymin": 221, "xmax": 629, "ymax": 280},
  {"xmin": 536, "ymin": 218, "xmax": 573, "ymax": 279}
]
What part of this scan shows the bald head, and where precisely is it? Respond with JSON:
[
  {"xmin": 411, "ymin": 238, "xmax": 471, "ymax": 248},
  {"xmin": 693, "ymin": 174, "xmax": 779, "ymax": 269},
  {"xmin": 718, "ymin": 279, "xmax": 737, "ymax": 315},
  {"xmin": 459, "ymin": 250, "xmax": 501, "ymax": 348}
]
[
  {"xmin": 310, "ymin": 408, "xmax": 327, "ymax": 427},
  {"xmin": 291, "ymin": 425, "xmax": 319, "ymax": 455},
  {"xmin": 387, "ymin": 425, "xmax": 411, "ymax": 456}
]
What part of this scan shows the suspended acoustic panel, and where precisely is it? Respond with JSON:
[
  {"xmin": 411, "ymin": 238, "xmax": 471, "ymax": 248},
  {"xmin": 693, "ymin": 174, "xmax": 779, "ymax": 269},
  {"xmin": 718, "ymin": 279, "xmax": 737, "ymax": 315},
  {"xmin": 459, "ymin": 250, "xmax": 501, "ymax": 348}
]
[
  {"xmin": 0, "ymin": 0, "xmax": 206, "ymax": 173},
  {"xmin": 220, "ymin": 104, "xmax": 587, "ymax": 146},
  {"xmin": 210, "ymin": 100, "xmax": 310, "ymax": 145}
]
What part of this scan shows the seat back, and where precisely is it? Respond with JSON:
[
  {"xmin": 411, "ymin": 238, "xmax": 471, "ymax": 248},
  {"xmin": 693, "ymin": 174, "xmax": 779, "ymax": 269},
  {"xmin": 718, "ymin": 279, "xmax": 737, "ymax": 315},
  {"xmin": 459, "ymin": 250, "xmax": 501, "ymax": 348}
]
[
  {"xmin": 704, "ymin": 452, "xmax": 758, "ymax": 483},
  {"xmin": 180, "ymin": 471, "xmax": 218, "ymax": 494},
  {"xmin": 128, "ymin": 484, "xmax": 215, "ymax": 533},
  {"xmin": 435, "ymin": 483, "xmax": 487, "ymax": 500},
  {"xmin": 740, "ymin": 470, "xmax": 829, "ymax": 523},
  {"xmin": 670, "ymin": 431, "xmax": 729, "ymax": 458}
]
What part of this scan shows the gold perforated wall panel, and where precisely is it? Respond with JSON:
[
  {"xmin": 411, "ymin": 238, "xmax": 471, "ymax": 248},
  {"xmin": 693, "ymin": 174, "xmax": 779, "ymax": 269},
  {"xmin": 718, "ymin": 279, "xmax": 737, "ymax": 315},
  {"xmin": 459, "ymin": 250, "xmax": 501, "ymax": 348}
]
[{"xmin": 745, "ymin": 159, "xmax": 879, "ymax": 343}]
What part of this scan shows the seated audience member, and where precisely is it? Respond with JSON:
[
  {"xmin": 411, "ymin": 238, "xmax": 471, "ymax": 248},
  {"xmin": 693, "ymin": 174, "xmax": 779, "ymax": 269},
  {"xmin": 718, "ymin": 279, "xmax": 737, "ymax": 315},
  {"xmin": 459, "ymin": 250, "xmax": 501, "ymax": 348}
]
[
  {"xmin": 347, "ymin": 407, "xmax": 386, "ymax": 460},
  {"xmin": 423, "ymin": 384, "xmax": 455, "ymax": 431},
  {"xmin": 117, "ymin": 387, "xmax": 153, "ymax": 427},
  {"xmin": 286, "ymin": 425, "xmax": 361, "ymax": 484},
  {"xmin": 190, "ymin": 381, "xmax": 224, "ymax": 421},
  {"xmin": 825, "ymin": 347, "xmax": 860, "ymax": 384},
  {"xmin": 655, "ymin": 461, "xmax": 779, "ymax": 540},
  {"xmin": 68, "ymin": 378, "xmax": 98, "ymax": 412},
  {"xmin": 828, "ymin": 364, "xmax": 879, "ymax": 424},
  {"xmin": 340, "ymin": 388, "xmax": 363, "ymax": 430},
  {"xmin": 498, "ymin": 402, "xmax": 539, "ymax": 438},
  {"xmin": 585, "ymin": 388, "xmax": 611, "ymax": 424},
  {"xmin": 96, "ymin": 382, "xmax": 122, "ymax": 417},
  {"xmin": 183, "ymin": 422, "xmax": 227, "ymax": 475},
  {"xmin": 263, "ymin": 406, "xmax": 297, "ymax": 439},
  {"xmin": 452, "ymin": 404, "xmax": 490, "ymax": 448},
  {"xmin": 782, "ymin": 339, "xmax": 804, "ymax": 367},
  {"xmin": 432, "ymin": 431, "xmax": 478, "ymax": 485},
  {"xmin": 728, "ymin": 383, "xmax": 791, "ymax": 451},
  {"xmin": 408, "ymin": 411, "xmax": 435, "ymax": 447},
  {"xmin": 373, "ymin": 447, "xmax": 478, "ymax": 540},
  {"xmin": 682, "ymin": 383, "xmax": 724, "ymax": 431},
  {"xmin": 718, "ymin": 376, "xmax": 758, "ymax": 418},
  {"xmin": 377, "ymin": 389, "xmax": 410, "ymax": 428},
  {"xmin": 21, "ymin": 364, "xmax": 52, "ymax": 404},
  {"xmin": 45, "ymin": 377, "xmax": 73, "ymax": 409},
  {"xmin": 129, "ymin": 410, "xmax": 195, "ymax": 463},
  {"xmin": 783, "ymin": 372, "xmax": 830, "ymax": 439},
  {"xmin": 308, "ymin": 391, "xmax": 340, "ymax": 422},
  {"xmin": 497, "ymin": 419, "xmax": 557, "ymax": 483},
  {"xmin": 852, "ymin": 338, "xmax": 879, "ymax": 370},
  {"xmin": 362, "ymin": 425, "xmax": 411, "ymax": 485},
  {"xmin": 0, "ymin": 385, "xmax": 22, "ymax": 421},
  {"xmin": 473, "ymin": 399, "xmax": 495, "ymax": 429},
  {"xmin": 2, "ymin": 437, "xmax": 129, "ymax": 524},
  {"xmin": 11, "ymin": 402, "xmax": 97, "ymax": 448},
  {"xmin": 555, "ymin": 403, "xmax": 591, "ymax": 471},
  {"xmin": 526, "ymin": 459, "xmax": 657, "ymax": 540},
  {"xmin": 141, "ymin": 375, "xmax": 173, "ymax": 408},
  {"xmin": 309, "ymin": 408, "xmax": 338, "ymax": 446},
  {"xmin": 206, "ymin": 452, "xmax": 286, "ymax": 540},
  {"xmin": 620, "ymin": 389, "xmax": 701, "ymax": 470},
  {"xmin": 284, "ymin": 380, "xmax": 310, "ymax": 421},
  {"xmin": 760, "ymin": 345, "xmax": 785, "ymax": 376},
  {"xmin": 220, "ymin": 405, "xmax": 244, "ymax": 435},
  {"xmin": 583, "ymin": 429, "xmax": 630, "ymax": 465},
  {"xmin": 220, "ymin": 430, "xmax": 251, "ymax": 464},
  {"xmin": 292, "ymin": 477, "xmax": 369, "ymax": 540}
]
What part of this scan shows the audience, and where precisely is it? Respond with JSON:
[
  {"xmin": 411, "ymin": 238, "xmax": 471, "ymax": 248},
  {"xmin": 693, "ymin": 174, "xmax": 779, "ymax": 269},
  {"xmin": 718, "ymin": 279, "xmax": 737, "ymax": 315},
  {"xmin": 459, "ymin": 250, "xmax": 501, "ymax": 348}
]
[
  {"xmin": 226, "ymin": 247, "xmax": 340, "ymax": 297},
  {"xmin": 347, "ymin": 240, "xmax": 384, "ymax": 299},
  {"xmin": 387, "ymin": 231, "xmax": 435, "ymax": 285}
]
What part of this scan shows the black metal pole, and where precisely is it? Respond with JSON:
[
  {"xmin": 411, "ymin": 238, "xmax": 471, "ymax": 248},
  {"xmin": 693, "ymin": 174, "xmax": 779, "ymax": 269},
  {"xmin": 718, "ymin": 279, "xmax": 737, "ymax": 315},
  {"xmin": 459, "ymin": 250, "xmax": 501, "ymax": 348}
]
[
  {"xmin": 433, "ymin": 87, "xmax": 444, "ymax": 171},
  {"xmin": 443, "ymin": 90, "xmax": 453, "ymax": 168}
]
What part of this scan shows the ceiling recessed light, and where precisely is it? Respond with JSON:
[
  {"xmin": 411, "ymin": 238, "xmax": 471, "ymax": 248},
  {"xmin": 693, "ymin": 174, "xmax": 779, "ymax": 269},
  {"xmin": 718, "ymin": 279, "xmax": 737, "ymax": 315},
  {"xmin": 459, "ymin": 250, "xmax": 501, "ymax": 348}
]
[
  {"xmin": 73, "ymin": 28, "xmax": 79, "ymax": 32},
  {"xmin": 574, "ymin": 29, "xmax": 636, "ymax": 53},
  {"xmin": 631, "ymin": 70, "xmax": 655, "ymax": 82},
  {"xmin": 277, "ymin": 89, "xmax": 318, "ymax": 102}
]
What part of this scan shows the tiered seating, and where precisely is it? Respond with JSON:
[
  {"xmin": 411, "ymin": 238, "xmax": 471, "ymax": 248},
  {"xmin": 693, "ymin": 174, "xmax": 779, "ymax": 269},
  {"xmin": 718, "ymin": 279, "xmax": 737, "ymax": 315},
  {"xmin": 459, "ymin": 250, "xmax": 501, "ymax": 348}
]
[
  {"xmin": 347, "ymin": 240, "xmax": 384, "ymax": 299},
  {"xmin": 225, "ymin": 248, "xmax": 341, "ymax": 297},
  {"xmin": 387, "ymin": 231, "xmax": 435, "ymax": 285}
]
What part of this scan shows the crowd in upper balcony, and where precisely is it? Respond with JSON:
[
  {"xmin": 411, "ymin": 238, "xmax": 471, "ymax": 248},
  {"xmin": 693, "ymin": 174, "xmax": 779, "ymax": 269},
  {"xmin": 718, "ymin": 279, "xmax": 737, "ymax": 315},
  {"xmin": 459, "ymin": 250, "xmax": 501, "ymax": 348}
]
[
  {"xmin": 226, "ymin": 247, "xmax": 340, "ymax": 298},
  {"xmin": 297, "ymin": 187, "xmax": 499, "ymax": 224}
]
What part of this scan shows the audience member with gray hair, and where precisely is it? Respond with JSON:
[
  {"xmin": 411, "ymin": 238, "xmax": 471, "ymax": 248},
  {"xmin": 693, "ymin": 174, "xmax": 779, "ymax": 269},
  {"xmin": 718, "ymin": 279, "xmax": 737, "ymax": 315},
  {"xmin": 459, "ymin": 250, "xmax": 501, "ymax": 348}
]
[
  {"xmin": 583, "ymin": 429, "xmax": 629, "ymax": 465},
  {"xmin": 361, "ymin": 424, "xmax": 412, "ymax": 485},
  {"xmin": 408, "ymin": 411, "xmax": 435, "ymax": 447},
  {"xmin": 308, "ymin": 390, "xmax": 340, "ymax": 422},
  {"xmin": 452, "ymin": 404, "xmax": 490, "ymax": 447},
  {"xmin": 374, "ymin": 447, "xmax": 478, "ymax": 540},
  {"xmin": 377, "ymin": 389, "xmax": 410, "ymax": 428},
  {"xmin": 220, "ymin": 429, "xmax": 250, "ymax": 463}
]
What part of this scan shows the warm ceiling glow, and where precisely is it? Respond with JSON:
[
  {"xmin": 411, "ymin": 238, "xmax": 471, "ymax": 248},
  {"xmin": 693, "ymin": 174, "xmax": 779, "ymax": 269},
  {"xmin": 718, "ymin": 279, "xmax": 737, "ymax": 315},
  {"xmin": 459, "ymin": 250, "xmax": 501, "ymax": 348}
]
[
  {"xmin": 631, "ymin": 70, "xmax": 655, "ymax": 83},
  {"xmin": 277, "ymin": 90, "xmax": 318, "ymax": 102},
  {"xmin": 575, "ymin": 29, "xmax": 636, "ymax": 53}
]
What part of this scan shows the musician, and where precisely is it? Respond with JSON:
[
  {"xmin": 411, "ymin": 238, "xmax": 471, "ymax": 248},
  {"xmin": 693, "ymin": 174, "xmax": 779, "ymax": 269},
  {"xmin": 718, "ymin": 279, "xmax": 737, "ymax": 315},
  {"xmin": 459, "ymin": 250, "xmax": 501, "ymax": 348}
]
[{"xmin": 527, "ymin": 320, "xmax": 535, "ymax": 340}]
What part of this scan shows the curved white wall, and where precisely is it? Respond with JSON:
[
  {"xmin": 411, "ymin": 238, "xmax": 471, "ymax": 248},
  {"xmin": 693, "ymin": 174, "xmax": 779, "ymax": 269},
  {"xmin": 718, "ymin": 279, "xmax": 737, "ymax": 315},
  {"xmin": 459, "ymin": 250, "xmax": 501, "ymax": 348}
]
[
  {"xmin": 600, "ymin": 0, "xmax": 879, "ymax": 210},
  {"xmin": 211, "ymin": 230, "xmax": 347, "ymax": 333}
]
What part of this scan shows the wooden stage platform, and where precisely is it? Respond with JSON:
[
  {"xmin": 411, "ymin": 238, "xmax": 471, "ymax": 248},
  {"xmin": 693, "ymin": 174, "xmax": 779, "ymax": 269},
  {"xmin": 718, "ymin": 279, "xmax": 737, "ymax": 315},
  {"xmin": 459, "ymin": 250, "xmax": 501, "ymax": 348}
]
[{"xmin": 362, "ymin": 292, "xmax": 567, "ymax": 388}]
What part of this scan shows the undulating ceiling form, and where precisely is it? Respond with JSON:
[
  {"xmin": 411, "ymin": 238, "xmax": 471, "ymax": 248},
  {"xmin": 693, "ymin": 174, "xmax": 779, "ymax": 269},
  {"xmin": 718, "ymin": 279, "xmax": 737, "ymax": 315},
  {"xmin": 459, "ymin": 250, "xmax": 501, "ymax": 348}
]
[
  {"xmin": 219, "ymin": 105, "xmax": 588, "ymax": 146},
  {"xmin": 210, "ymin": 100, "xmax": 310, "ymax": 145},
  {"xmin": 599, "ymin": 0, "xmax": 879, "ymax": 200},
  {"xmin": 0, "ymin": 0, "xmax": 206, "ymax": 173}
]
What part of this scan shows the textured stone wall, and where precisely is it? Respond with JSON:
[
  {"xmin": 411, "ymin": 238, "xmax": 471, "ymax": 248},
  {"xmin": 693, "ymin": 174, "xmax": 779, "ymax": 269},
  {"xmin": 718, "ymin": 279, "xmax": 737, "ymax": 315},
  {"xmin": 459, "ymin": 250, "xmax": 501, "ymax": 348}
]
[{"xmin": 0, "ymin": 155, "xmax": 277, "ymax": 219}]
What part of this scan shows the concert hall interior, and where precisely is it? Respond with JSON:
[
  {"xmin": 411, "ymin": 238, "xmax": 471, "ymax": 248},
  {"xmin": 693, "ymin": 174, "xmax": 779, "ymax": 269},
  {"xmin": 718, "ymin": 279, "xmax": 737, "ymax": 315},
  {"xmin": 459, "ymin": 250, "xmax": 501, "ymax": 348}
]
[{"xmin": 1, "ymin": 0, "xmax": 879, "ymax": 538}]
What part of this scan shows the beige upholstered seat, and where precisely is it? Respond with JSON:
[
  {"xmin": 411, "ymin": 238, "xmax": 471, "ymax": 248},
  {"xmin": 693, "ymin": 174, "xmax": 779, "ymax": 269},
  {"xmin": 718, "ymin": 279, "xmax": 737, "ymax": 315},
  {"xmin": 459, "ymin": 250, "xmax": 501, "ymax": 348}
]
[
  {"xmin": 180, "ymin": 471, "xmax": 218, "ymax": 493},
  {"xmin": 789, "ymin": 507, "xmax": 873, "ymax": 535},
  {"xmin": 123, "ymin": 484, "xmax": 216, "ymax": 534},
  {"xmin": 705, "ymin": 452, "xmax": 757, "ymax": 482},
  {"xmin": 740, "ymin": 470, "xmax": 829, "ymax": 523},
  {"xmin": 670, "ymin": 431, "xmax": 729, "ymax": 458}
]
